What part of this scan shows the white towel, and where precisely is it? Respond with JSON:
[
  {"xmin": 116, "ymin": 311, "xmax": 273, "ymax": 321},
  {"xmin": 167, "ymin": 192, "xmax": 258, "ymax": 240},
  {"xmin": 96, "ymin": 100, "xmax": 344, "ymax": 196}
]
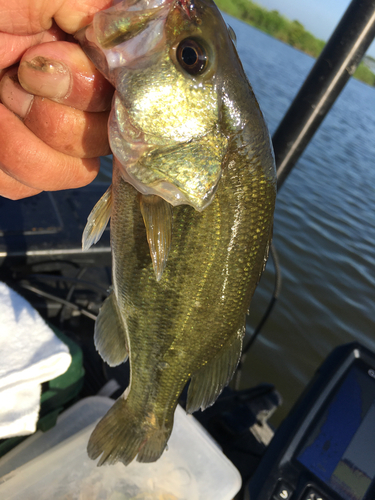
[{"xmin": 0, "ymin": 282, "xmax": 72, "ymax": 439}]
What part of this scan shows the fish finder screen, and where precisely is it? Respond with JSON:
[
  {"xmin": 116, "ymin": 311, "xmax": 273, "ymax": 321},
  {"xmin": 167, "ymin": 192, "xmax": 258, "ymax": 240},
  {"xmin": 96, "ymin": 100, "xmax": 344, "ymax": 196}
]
[{"xmin": 297, "ymin": 363, "xmax": 375, "ymax": 500}]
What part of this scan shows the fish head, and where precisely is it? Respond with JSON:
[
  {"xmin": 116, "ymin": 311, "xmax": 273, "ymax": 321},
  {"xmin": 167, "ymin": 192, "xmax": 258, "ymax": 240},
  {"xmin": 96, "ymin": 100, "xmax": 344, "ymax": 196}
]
[{"xmin": 76, "ymin": 0, "xmax": 269, "ymax": 210}]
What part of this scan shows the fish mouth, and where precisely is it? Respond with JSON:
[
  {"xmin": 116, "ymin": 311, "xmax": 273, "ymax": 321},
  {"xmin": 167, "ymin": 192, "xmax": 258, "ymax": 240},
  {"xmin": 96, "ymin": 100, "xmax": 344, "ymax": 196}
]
[{"xmin": 75, "ymin": 0, "xmax": 177, "ymax": 72}]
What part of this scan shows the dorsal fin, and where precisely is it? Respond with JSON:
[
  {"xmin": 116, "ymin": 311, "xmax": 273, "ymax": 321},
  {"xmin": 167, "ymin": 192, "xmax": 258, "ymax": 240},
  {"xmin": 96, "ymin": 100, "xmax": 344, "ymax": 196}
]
[
  {"xmin": 140, "ymin": 194, "xmax": 172, "ymax": 281},
  {"xmin": 82, "ymin": 185, "xmax": 112, "ymax": 251}
]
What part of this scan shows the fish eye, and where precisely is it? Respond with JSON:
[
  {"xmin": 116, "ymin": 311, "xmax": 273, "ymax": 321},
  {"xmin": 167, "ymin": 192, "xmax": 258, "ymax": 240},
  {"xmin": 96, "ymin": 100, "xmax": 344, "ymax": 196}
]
[{"xmin": 176, "ymin": 38, "xmax": 207, "ymax": 75}]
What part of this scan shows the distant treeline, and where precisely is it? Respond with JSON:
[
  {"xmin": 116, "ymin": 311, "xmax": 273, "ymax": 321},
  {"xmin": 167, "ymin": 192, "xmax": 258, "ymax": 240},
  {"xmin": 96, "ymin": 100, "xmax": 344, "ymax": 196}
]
[{"xmin": 216, "ymin": 0, "xmax": 375, "ymax": 86}]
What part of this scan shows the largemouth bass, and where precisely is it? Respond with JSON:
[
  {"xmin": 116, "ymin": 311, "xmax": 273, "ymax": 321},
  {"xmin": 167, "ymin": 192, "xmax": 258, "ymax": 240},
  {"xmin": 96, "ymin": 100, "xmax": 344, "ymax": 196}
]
[{"xmin": 76, "ymin": 0, "xmax": 276, "ymax": 466}]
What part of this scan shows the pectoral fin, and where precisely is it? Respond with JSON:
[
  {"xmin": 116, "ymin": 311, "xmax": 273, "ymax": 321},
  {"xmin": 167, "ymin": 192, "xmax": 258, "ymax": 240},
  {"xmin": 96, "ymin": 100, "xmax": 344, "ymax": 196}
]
[
  {"xmin": 94, "ymin": 292, "xmax": 128, "ymax": 367},
  {"xmin": 140, "ymin": 194, "xmax": 172, "ymax": 281},
  {"xmin": 186, "ymin": 328, "xmax": 244, "ymax": 413},
  {"xmin": 82, "ymin": 185, "xmax": 112, "ymax": 251}
]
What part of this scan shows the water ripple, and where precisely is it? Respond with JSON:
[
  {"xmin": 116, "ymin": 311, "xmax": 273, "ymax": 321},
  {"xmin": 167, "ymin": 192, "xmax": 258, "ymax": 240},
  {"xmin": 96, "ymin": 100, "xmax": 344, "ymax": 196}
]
[{"xmin": 225, "ymin": 15, "xmax": 375, "ymax": 422}]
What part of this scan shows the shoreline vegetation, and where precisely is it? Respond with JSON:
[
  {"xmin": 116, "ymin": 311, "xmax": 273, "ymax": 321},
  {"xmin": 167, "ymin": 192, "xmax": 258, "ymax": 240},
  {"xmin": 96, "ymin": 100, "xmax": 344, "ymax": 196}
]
[{"xmin": 216, "ymin": 0, "xmax": 375, "ymax": 86}]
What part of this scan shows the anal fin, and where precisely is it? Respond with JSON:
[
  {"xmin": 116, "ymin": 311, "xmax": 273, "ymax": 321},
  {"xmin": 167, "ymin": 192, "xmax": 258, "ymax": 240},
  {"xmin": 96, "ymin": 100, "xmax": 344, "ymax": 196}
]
[
  {"xmin": 82, "ymin": 185, "xmax": 112, "ymax": 250},
  {"xmin": 140, "ymin": 194, "xmax": 172, "ymax": 281},
  {"xmin": 186, "ymin": 328, "xmax": 244, "ymax": 413},
  {"xmin": 95, "ymin": 292, "xmax": 128, "ymax": 367}
]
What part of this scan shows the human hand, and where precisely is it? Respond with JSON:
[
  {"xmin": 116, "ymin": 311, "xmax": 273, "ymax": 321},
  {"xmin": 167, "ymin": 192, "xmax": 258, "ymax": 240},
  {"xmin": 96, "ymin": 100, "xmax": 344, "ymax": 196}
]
[{"xmin": 0, "ymin": 0, "xmax": 114, "ymax": 199}]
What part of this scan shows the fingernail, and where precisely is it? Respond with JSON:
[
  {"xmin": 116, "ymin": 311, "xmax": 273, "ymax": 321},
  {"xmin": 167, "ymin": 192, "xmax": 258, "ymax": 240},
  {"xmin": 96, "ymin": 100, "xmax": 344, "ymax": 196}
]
[
  {"xmin": 0, "ymin": 70, "xmax": 34, "ymax": 119},
  {"xmin": 19, "ymin": 57, "xmax": 71, "ymax": 100}
]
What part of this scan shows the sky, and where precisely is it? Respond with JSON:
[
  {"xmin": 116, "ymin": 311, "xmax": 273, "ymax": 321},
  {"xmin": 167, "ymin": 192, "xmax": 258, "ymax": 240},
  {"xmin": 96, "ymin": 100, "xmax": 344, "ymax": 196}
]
[{"xmin": 253, "ymin": 0, "xmax": 375, "ymax": 58}]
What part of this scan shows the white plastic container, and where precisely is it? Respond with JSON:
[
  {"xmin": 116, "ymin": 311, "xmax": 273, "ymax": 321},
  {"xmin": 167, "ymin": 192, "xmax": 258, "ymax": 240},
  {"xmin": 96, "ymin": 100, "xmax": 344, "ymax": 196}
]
[
  {"xmin": 0, "ymin": 396, "xmax": 114, "ymax": 477},
  {"xmin": 0, "ymin": 398, "xmax": 241, "ymax": 500}
]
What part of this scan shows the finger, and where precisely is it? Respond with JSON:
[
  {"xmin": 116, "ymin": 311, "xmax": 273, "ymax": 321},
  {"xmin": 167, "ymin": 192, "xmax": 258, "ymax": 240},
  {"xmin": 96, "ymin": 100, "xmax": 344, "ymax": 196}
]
[
  {"xmin": 0, "ymin": 0, "xmax": 112, "ymax": 35},
  {"xmin": 53, "ymin": 0, "xmax": 113, "ymax": 33},
  {"xmin": 24, "ymin": 98, "xmax": 111, "ymax": 158},
  {"xmin": 0, "ymin": 23, "xmax": 64, "ymax": 69},
  {"xmin": 0, "ymin": 104, "xmax": 100, "ymax": 192},
  {"xmin": 0, "ymin": 68, "xmax": 110, "ymax": 158},
  {"xmin": 0, "ymin": 168, "xmax": 41, "ymax": 200},
  {"xmin": 19, "ymin": 41, "xmax": 113, "ymax": 112}
]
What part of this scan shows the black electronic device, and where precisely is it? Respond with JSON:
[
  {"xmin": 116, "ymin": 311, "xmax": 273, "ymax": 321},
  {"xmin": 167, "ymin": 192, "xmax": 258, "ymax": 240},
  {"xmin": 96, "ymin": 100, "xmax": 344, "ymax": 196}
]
[{"xmin": 247, "ymin": 342, "xmax": 375, "ymax": 500}]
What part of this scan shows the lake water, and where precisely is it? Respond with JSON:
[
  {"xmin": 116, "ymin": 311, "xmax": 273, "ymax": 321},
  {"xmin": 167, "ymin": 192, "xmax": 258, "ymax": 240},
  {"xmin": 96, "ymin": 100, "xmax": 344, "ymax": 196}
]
[
  {"xmin": 99, "ymin": 15, "xmax": 375, "ymax": 426},
  {"xmin": 223, "ymin": 15, "xmax": 375, "ymax": 424}
]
